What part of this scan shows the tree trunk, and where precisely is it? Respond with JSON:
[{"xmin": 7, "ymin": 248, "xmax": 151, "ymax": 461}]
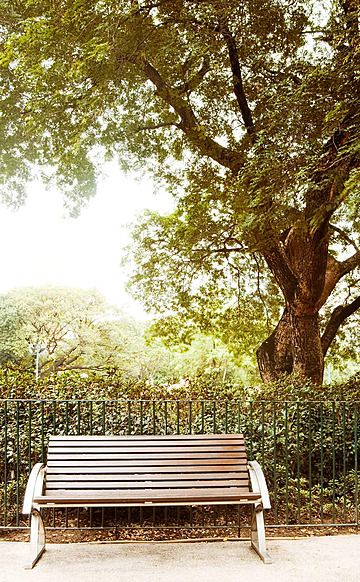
[{"xmin": 257, "ymin": 307, "xmax": 324, "ymax": 384}]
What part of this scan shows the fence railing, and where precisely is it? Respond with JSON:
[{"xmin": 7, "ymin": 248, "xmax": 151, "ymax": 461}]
[{"xmin": 1, "ymin": 399, "xmax": 359, "ymax": 535}]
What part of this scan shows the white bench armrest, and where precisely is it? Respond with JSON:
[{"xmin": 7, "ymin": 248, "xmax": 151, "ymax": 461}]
[
  {"xmin": 22, "ymin": 463, "xmax": 46, "ymax": 515},
  {"xmin": 248, "ymin": 460, "xmax": 271, "ymax": 510}
]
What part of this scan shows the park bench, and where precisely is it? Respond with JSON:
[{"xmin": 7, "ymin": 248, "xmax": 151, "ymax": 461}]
[{"xmin": 22, "ymin": 433, "xmax": 272, "ymax": 568}]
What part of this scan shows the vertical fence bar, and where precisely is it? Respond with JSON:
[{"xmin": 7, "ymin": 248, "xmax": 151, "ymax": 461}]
[
  {"xmin": 65, "ymin": 402, "xmax": 69, "ymax": 527},
  {"xmin": 16, "ymin": 401, "xmax": 20, "ymax": 526},
  {"xmin": 28, "ymin": 401, "xmax": 32, "ymax": 475},
  {"xmin": 272, "ymin": 402, "xmax": 278, "ymax": 522},
  {"xmin": 261, "ymin": 402, "xmax": 265, "ymax": 468},
  {"xmin": 89, "ymin": 400, "xmax": 94, "ymax": 528},
  {"xmin": 285, "ymin": 402, "xmax": 289, "ymax": 525},
  {"xmin": 140, "ymin": 401, "xmax": 144, "ymax": 435},
  {"xmin": 188, "ymin": 401, "xmax": 192, "ymax": 435},
  {"xmin": 127, "ymin": 401, "xmax": 131, "ymax": 435},
  {"xmin": 65, "ymin": 401, "xmax": 69, "ymax": 434},
  {"xmin": 296, "ymin": 402, "xmax": 301, "ymax": 523},
  {"xmin": 249, "ymin": 401, "xmax": 253, "ymax": 457},
  {"xmin": 4, "ymin": 400, "xmax": 8, "ymax": 527},
  {"xmin": 102, "ymin": 401, "xmax": 106, "ymax": 434},
  {"xmin": 52, "ymin": 400, "xmax": 56, "ymax": 435},
  {"xmin": 332, "ymin": 402, "xmax": 336, "ymax": 522},
  {"xmin": 76, "ymin": 401, "xmax": 81, "ymax": 528},
  {"xmin": 77, "ymin": 401, "xmax": 81, "ymax": 435},
  {"xmin": 308, "ymin": 402, "xmax": 312, "ymax": 524},
  {"xmin": 152, "ymin": 401, "xmax": 156, "ymax": 434},
  {"xmin": 41, "ymin": 400, "xmax": 45, "ymax": 461},
  {"xmin": 90, "ymin": 400, "xmax": 93, "ymax": 435},
  {"xmin": 176, "ymin": 401, "xmax": 180, "ymax": 435},
  {"xmin": 320, "ymin": 403, "xmax": 324, "ymax": 523},
  {"xmin": 342, "ymin": 402, "xmax": 346, "ymax": 522},
  {"xmin": 355, "ymin": 403, "xmax": 359, "ymax": 526}
]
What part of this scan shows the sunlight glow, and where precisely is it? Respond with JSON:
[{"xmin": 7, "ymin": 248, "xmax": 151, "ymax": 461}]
[{"xmin": 0, "ymin": 162, "xmax": 174, "ymax": 318}]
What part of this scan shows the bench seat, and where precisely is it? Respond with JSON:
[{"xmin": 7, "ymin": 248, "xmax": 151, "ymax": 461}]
[
  {"xmin": 34, "ymin": 488, "xmax": 262, "ymax": 505},
  {"xmin": 23, "ymin": 433, "xmax": 272, "ymax": 567}
]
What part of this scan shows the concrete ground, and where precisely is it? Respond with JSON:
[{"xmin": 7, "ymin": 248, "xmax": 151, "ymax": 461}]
[{"xmin": 0, "ymin": 536, "xmax": 359, "ymax": 582}]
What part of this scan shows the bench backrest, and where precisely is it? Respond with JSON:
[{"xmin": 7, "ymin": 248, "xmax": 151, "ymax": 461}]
[{"xmin": 46, "ymin": 434, "xmax": 252, "ymax": 500}]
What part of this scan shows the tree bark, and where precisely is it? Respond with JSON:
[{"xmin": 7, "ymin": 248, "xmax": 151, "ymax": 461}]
[{"xmin": 256, "ymin": 307, "xmax": 324, "ymax": 385}]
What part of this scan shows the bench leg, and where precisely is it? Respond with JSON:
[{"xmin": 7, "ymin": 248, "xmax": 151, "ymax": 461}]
[
  {"xmin": 25, "ymin": 509, "xmax": 46, "ymax": 569},
  {"xmin": 250, "ymin": 505, "xmax": 272, "ymax": 564}
]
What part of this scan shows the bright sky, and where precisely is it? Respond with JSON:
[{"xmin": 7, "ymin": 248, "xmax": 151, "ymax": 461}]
[{"xmin": 0, "ymin": 161, "xmax": 174, "ymax": 318}]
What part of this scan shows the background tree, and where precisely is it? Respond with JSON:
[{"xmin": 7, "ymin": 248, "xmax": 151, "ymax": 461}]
[
  {"xmin": 0, "ymin": 287, "xmax": 127, "ymax": 375},
  {"xmin": 0, "ymin": 0, "xmax": 359, "ymax": 384},
  {"xmin": 0, "ymin": 285, "xmax": 246, "ymax": 382}
]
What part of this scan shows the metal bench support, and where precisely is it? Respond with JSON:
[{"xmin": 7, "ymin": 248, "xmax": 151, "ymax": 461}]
[
  {"xmin": 248, "ymin": 460, "xmax": 272, "ymax": 564},
  {"xmin": 23, "ymin": 462, "xmax": 46, "ymax": 568},
  {"xmin": 25, "ymin": 509, "xmax": 46, "ymax": 569},
  {"xmin": 250, "ymin": 505, "xmax": 272, "ymax": 564}
]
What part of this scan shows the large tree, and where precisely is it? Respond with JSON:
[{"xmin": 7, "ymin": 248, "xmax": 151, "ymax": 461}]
[{"xmin": 0, "ymin": 0, "xmax": 359, "ymax": 383}]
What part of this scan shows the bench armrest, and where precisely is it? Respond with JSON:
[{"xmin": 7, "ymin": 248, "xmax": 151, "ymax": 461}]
[
  {"xmin": 248, "ymin": 460, "xmax": 271, "ymax": 510},
  {"xmin": 22, "ymin": 463, "xmax": 46, "ymax": 515}
]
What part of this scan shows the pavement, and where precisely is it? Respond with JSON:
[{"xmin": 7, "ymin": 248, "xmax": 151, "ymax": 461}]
[{"xmin": 0, "ymin": 536, "xmax": 359, "ymax": 582}]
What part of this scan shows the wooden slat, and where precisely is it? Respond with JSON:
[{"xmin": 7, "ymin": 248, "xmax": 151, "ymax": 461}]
[
  {"xmin": 47, "ymin": 453, "xmax": 244, "ymax": 461},
  {"xmin": 48, "ymin": 441, "xmax": 244, "ymax": 449},
  {"xmin": 48, "ymin": 445, "xmax": 245, "ymax": 457},
  {"xmin": 47, "ymin": 458, "xmax": 248, "ymax": 467},
  {"xmin": 46, "ymin": 479, "xmax": 246, "ymax": 489},
  {"xmin": 49, "ymin": 434, "xmax": 244, "ymax": 441},
  {"xmin": 47, "ymin": 464, "xmax": 247, "ymax": 474},
  {"xmin": 35, "ymin": 487, "xmax": 260, "ymax": 504},
  {"xmin": 46, "ymin": 472, "xmax": 249, "ymax": 482}
]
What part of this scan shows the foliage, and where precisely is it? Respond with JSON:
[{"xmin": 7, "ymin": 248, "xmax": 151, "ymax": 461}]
[
  {"xmin": 0, "ymin": 284, "xmax": 255, "ymax": 381},
  {"xmin": 0, "ymin": 286, "xmax": 128, "ymax": 374},
  {"xmin": 0, "ymin": 0, "xmax": 359, "ymax": 383}
]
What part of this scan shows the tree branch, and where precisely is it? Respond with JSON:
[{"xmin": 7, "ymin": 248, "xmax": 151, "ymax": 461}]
[
  {"xmin": 321, "ymin": 295, "xmax": 360, "ymax": 355},
  {"xmin": 330, "ymin": 223, "xmax": 359, "ymax": 252},
  {"xmin": 193, "ymin": 246, "xmax": 246, "ymax": 254},
  {"xmin": 130, "ymin": 56, "xmax": 244, "ymax": 172},
  {"xmin": 314, "ymin": 250, "xmax": 360, "ymax": 310},
  {"xmin": 262, "ymin": 244, "xmax": 298, "ymax": 302},
  {"xmin": 338, "ymin": 250, "xmax": 360, "ymax": 278},
  {"xmin": 134, "ymin": 121, "xmax": 180, "ymax": 133},
  {"xmin": 221, "ymin": 24, "xmax": 256, "ymax": 141},
  {"xmin": 176, "ymin": 56, "xmax": 210, "ymax": 94}
]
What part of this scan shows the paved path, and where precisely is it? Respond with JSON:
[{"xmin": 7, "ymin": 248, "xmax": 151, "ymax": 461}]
[{"xmin": 0, "ymin": 536, "xmax": 359, "ymax": 582}]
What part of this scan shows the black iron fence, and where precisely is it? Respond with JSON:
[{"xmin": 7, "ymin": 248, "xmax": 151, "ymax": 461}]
[{"xmin": 0, "ymin": 399, "xmax": 359, "ymax": 535}]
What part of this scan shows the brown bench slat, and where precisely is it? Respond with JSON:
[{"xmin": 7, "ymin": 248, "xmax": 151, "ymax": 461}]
[
  {"xmin": 48, "ymin": 446, "xmax": 245, "ymax": 454},
  {"xmin": 47, "ymin": 458, "xmax": 247, "ymax": 467},
  {"xmin": 49, "ymin": 434, "xmax": 244, "ymax": 441},
  {"xmin": 46, "ymin": 479, "xmax": 246, "ymax": 489},
  {"xmin": 48, "ymin": 441, "xmax": 244, "ymax": 449},
  {"xmin": 34, "ymin": 487, "xmax": 261, "ymax": 505},
  {"xmin": 47, "ymin": 452, "xmax": 244, "ymax": 460},
  {"xmin": 46, "ymin": 472, "xmax": 249, "ymax": 481},
  {"xmin": 47, "ymin": 464, "xmax": 248, "ymax": 474}
]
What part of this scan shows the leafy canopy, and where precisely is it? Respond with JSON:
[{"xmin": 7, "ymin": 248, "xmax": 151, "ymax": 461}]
[{"xmin": 0, "ymin": 0, "xmax": 359, "ymax": 377}]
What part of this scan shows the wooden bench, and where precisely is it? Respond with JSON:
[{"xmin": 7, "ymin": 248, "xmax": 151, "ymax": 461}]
[{"xmin": 23, "ymin": 434, "xmax": 272, "ymax": 567}]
